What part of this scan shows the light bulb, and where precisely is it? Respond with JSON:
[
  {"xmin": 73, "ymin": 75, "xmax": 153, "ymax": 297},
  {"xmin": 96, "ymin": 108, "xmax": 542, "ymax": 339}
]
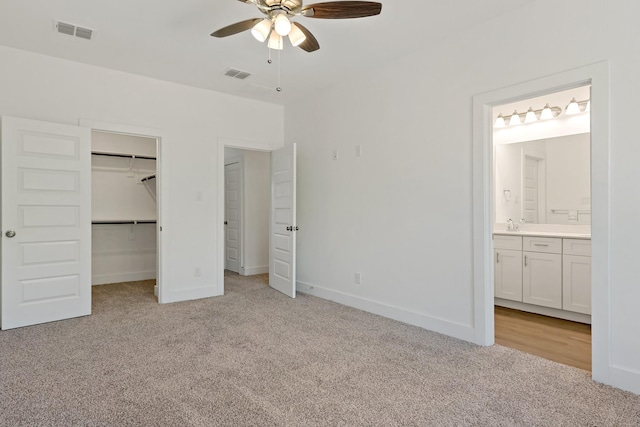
[
  {"xmin": 585, "ymin": 100, "xmax": 591, "ymax": 112},
  {"xmin": 288, "ymin": 22, "xmax": 306, "ymax": 47},
  {"xmin": 566, "ymin": 97, "xmax": 581, "ymax": 115},
  {"xmin": 251, "ymin": 19, "xmax": 272, "ymax": 42},
  {"xmin": 540, "ymin": 103, "xmax": 553, "ymax": 120},
  {"xmin": 274, "ymin": 13, "xmax": 291, "ymax": 36},
  {"xmin": 524, "ymin": 107, "xmax": 537, "ymax": 123},
  {"xmin": 508, "ymin": 110, "xmax": 521, "ymax": 126},
  {"xmin": 494, "ymin": 113, "xmax": 506, "ymax": 128},
  {"xmin": 268, "ymin": 31, "xmax": 283, "ymax": 50}
]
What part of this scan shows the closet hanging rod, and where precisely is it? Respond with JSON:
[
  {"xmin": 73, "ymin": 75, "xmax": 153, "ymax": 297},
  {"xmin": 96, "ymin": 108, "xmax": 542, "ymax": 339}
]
[
  {"xmin": 92, "ymin": 220, "xmax": 157, "ymax": 225},
  {"xmin": 141, "ymin": 174, "xmax": 156, "ymax": 182},
  {"xmin": 91, "ymin": 151, "xmax": 156, "ymax": 160}
]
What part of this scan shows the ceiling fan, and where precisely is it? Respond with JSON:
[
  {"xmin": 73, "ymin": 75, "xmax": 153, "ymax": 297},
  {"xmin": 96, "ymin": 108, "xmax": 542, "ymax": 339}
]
[{"xmin": 211, "ymin": 0, "xmax": 383, "ymax": 53}]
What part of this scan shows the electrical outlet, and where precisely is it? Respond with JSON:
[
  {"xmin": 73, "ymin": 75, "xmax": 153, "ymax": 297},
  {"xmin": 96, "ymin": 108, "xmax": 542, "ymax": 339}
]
[
  {"xmin": 355, "ymin": 145, "xmax": 362, "ymax": 157},
  {"xmin": 196, "ymin": 191, "xmax": 203, "ymax": 201},
  {"xmin": 194, "ymin": 267, "xmax": 201, "ymax": 277},
  {"xmin": 332, "ymin": 150, "xmax": 339, "ymax": 161},
  {"xmin": 354, "ymin": 272, "xmax": 361, "ymax": 285}
]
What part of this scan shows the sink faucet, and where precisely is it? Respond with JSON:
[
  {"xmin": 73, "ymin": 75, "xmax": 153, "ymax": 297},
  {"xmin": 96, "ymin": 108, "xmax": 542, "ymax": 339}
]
[{"xmin": 506, "ymin": 219, "xmax": 518, "ymax": 231}]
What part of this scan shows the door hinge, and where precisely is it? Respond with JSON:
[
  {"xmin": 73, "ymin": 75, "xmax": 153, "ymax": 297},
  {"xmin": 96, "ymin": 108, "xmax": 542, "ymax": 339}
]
[{"xmin": 286, "ymin": 226, "xmax": 299, "ymax": 231}]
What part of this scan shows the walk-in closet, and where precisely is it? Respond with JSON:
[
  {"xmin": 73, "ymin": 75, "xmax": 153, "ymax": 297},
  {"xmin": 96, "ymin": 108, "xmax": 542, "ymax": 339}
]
[{"xmin": 91, "ymin": 131, "xmax": 158, "ymax": 297}]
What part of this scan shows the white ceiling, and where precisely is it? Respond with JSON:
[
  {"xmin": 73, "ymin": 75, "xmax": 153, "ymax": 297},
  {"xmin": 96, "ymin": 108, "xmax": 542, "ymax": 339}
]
[{"xmin": 0, "ymin": 0, "xmax": 532, "ymax": 105}]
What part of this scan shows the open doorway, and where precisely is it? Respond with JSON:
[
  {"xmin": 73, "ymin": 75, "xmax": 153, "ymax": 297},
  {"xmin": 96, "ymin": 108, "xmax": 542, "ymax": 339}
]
[
  {"xmin": 90, "ymin": 131, "xmax": 160, "ymax": 304},
  {"xmin": 223, "ymin": 147, "xmax": 270, "ymax": 288},
  {"xmin": 491, "ymin": 87, "xmax": 592, "ymax": 370},
  {"xmin": 472, "ymin": 63, "xmax": 611, "ymax": 385}
]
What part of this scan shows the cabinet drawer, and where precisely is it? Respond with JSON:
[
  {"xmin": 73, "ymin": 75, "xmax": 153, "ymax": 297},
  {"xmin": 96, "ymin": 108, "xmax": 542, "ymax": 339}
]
[
  {"xmin": 563, "ymin": 239, "xmax": 591, "ymax": 256},
  {"xmin": 523, "ymin": 236, "xmax": 562, "ymax": 254},
  {"xmin": 493, "ymin": 235, "xmax": 522, "ymax": 250}
]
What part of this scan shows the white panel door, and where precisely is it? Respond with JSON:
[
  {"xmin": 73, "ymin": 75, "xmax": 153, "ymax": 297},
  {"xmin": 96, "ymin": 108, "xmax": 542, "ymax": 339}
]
[
  {"xmin": 224, "ymin": 162, "xmax": 241, "ymax": 273},
  {"xmin": 1, "ymin": 116, "xmax": 91, "ymax": 329},
  {"xmin": 269, "ymin": 143, "xmax": 296, "ymax": 298}
]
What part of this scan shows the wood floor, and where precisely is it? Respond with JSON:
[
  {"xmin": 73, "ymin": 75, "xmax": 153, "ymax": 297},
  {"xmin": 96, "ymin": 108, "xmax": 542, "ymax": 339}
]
[{"xmin": 494, "ymin": 306, "xmax": 592, "ymax": 371}]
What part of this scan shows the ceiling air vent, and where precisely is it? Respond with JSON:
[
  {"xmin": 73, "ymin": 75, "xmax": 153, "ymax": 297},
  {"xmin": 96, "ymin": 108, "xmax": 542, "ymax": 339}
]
[
  {"xmin": 224, "ymin": 68, "xmax": 252, "ymax": 80},
  {"xmin": 54, "ymin": 20, "xmax": 94, "ymax": 40}
]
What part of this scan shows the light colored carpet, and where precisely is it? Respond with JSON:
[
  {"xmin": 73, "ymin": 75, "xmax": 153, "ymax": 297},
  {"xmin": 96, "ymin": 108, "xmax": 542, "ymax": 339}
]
[{"xmin": 0, "ymin": 272, "xmax": 638, "ymax": 426}]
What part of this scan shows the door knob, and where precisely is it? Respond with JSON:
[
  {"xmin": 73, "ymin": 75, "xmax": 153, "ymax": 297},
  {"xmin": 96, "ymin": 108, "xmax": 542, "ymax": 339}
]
[{"xmin": 5, "ymin": 230, "xmax": 16, "ymax": 238}]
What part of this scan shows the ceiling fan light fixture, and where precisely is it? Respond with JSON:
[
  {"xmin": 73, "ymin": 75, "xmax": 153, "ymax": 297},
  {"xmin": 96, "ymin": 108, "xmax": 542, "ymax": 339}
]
[
  {"xmin": 251, "ymin": 18, "xmax": 272, "ymax": 42},
  {"xmin": 268, "ymin": 31, "xmax": 283, "ymax": 50},
  {"xmin": 288, "ymin": 23, "xmax": 307, "ymax": 47},
  {"xmin": 274, "ymin": 13, "xmax": 292, "ymax": 36}
]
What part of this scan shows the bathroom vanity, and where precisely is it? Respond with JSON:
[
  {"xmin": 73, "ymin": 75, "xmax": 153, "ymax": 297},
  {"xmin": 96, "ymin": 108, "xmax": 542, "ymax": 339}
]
[{"xmin": 493, "ymin": 230, "xmax": 591, "ymax": 324}]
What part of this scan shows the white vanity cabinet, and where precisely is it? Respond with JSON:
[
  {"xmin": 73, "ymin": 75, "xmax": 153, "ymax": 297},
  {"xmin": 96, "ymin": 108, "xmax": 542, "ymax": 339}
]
[
  {"xmin": 522, "ymin": 237, "xmax": 562, "ymax": 309},
  {"xmin": 494, "ymin": 235, "xmax": 522, "ymax": 302},
  {"xmin": 494, "ymin": 233, "xmax": 592, "ymax": 322},
  {"xmin": 562, "ymin": 239, "xmax": 592, "ymax": 314}
]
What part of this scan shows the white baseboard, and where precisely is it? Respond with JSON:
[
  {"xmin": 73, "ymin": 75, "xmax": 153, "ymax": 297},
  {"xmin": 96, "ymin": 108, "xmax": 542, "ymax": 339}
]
[
  {"xmin": 605, "ymin": 366, "xmax": 640, "ymax": 395},
  {"xmin": 160, "ymin": 284, "xmax": 220, "ymax": 304},
  {"xmin": 495, "ymin": 298, "xmax": 592, "ymax": 324},
  {"xmin": 92, "ymin": 270, "xmax": 156, "ymax": 286},
  {"xmin": 241, "ymin": 265, "xmax": 268, "ymax": 276},
  {"xmin": 297, "ymin": 280, "xmax": 475, "ymax": 343}
]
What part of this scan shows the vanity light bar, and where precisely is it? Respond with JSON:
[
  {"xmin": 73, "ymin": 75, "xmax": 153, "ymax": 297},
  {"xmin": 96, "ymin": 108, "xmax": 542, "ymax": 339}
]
[{"xmin": 494, "ymin": 98, "xmax": 590, "ymax": 128}]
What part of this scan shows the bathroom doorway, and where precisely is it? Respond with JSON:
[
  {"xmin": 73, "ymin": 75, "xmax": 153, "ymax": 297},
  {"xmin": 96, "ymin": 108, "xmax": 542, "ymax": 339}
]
[
  {"xmin": 491, "ymin": 86, "xmax": 592, "ymax": 370},
  {"xmin": 472, "ymin": 62, "xmax": 611, "ymax": 383}
]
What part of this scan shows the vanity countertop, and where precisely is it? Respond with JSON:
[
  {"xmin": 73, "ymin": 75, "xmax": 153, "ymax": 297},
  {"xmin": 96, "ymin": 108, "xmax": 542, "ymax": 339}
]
[{"xmin": 493, "ymin": 230, "xmax": 591, "ymax": 239}]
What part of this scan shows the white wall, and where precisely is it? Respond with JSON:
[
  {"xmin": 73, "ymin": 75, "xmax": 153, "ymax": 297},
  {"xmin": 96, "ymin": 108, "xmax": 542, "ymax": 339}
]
[
  {"xmin": 91, "ymin": 131, "xmax": 158, "ymax": 285},
  {"xmin": 224, "ymin": 148, "xmax": 270, "ymax": 275},
  {"xmin": 0, "ymin": 46, "xmax": 284, "ymax": 303},
  {"xmin": 285, "ymin": 0, "xmax": 640, "ymax": 394}
]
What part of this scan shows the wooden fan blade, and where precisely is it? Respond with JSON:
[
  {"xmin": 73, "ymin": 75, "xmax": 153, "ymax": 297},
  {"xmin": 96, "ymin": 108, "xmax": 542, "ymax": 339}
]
[
  {"xmin": 302, "ymin": 1, "xmax": 382, "ymax": 19},
  {"xmin": 211, "ymin": 18, "xmax": 262, "ymax": 38},
  {"xmin": 293, "ymin": 22, "xmax": 320, "ymax": 52}
]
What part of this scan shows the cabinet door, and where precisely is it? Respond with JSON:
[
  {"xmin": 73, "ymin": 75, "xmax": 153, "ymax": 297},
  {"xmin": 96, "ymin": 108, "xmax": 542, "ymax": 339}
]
[
  {"xmin": 563, "ymin": 255, "xmax": 591, "ymax": 314},
  {"xmin": 523, "ymin": 251, "xmax": 562, "ymax": 309},
  {"xmin": 494, "ymin": 249, "xmax": 522, "ymax": 302}
]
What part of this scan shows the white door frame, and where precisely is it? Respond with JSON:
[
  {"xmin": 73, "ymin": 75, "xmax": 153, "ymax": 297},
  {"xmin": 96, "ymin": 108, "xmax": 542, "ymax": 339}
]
[
  {"xmin": 472, "ymin": 63, "xmax": 611, "ymax": 384},
  {"xmin": 224, "ymin": 156, "xmax": 244, "ymax": 274},
  {"xmin": 79, "ymin": 119, "xmax": 167, "ymax": 303},
  {"xmin": 217, "ymin": 138, "xmax": 277, "ymax": 295}
]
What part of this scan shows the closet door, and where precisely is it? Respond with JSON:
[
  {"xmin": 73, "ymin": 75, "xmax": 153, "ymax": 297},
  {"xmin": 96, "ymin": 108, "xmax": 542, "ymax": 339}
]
[{"xmin": 1, "ymin": 117, "xmax": 91, "ymax": 329}]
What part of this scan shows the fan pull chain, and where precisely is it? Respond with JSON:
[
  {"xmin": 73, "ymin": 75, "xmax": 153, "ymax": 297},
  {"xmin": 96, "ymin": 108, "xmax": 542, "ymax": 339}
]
[
  {"xmin": 266, "ymin": 47, "xmax": 282, "ymax": 93},
  {"xmin": 276, "ymin": 50, "xmax": 282, "ymax": 92}
]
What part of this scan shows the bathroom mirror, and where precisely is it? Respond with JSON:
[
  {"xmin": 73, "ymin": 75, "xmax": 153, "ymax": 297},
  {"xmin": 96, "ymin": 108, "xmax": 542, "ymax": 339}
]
[{"xmin": 494, "ymin": 133, "xmax": 590, "ymax": 225}]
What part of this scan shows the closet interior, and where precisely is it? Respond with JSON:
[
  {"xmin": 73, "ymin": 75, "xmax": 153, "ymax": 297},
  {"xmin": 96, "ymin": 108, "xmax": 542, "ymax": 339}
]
[{"xmin": 91, "ymin": 131, "xmax": 158, "ymax": 297}]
